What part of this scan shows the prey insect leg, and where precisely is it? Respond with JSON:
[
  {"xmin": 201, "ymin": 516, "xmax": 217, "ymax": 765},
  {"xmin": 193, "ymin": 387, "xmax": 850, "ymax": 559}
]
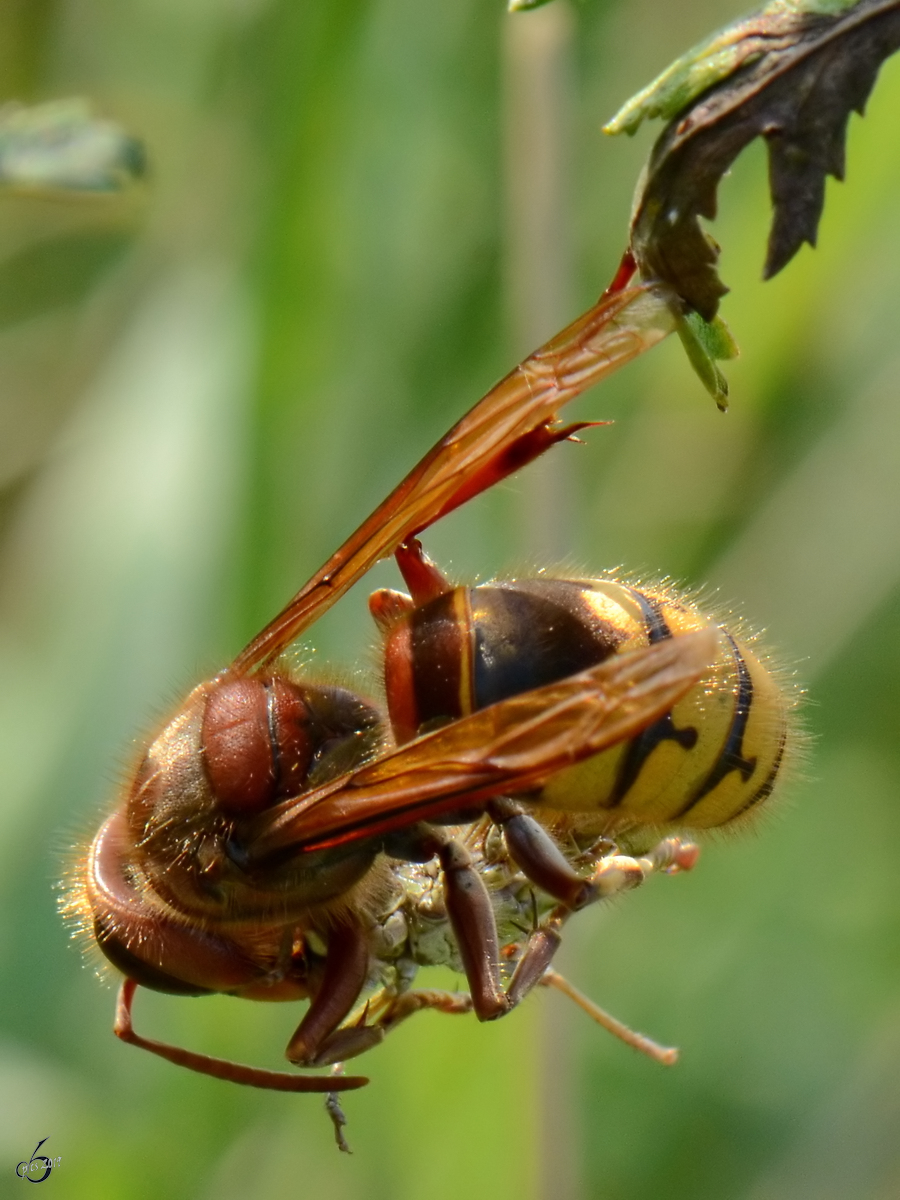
[
  {"xmin": 540, "ymin": 969, "xmax": 678, "ymax": 1066},
  {"xmin": 364, "ymin": 988, "xmax": 474, "ymax": 1034}
]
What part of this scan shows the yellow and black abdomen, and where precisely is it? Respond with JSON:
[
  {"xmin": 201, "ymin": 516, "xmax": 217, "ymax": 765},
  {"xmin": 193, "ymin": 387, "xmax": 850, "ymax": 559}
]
[{"xmin": 382, "ymin": 578, "xmax": 791, "ymax": 837}]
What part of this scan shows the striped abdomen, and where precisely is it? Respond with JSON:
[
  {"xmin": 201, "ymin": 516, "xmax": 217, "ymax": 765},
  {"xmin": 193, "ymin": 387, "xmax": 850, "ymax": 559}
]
[{"xmin": 381, "ymin": 578, "xmax": 789, "ymax": 835}]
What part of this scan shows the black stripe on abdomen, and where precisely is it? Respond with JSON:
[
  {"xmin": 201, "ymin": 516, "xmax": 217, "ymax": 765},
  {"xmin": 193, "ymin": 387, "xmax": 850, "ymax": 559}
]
[
  {"xmin": 623, "ymin": 586, "xmax": 671, "ymax": 644},
  {"xmin": 732, "ymin": 725, "xmax": 786, "ymax": 819},
  {"xmin": 673, "ymin": 632, "xmax": 758, "ymax": 819},
  {"xmin": 608, "ymin": 588, "xmax": 698, "ymax": 807}
]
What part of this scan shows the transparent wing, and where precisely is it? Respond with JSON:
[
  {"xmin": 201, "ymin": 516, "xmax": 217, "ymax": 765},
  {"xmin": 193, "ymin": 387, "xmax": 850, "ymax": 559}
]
[
  {"xmin": 231, "ymin": 284, "xmax": 675, "ymax": 674},
  {"xmin": 245, "ymin": 627, "xmax": 716, "ymax": 861}
]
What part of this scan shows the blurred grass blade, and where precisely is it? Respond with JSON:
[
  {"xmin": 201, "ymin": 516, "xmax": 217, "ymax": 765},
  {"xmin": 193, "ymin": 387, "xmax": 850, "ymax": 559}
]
[{"xmin": 0, "ymin": 231, "xmax": 136, "ymax": 329}]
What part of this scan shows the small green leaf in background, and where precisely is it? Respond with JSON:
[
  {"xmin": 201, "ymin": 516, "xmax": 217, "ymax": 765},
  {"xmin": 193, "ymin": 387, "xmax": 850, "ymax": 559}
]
[
  {"xmin": 0, "ymin": 99, "xmax": 145, "ymax": 194},
  {"xmin": 605, "ymin": 0, "xmax": 900, "ymax": 319}
]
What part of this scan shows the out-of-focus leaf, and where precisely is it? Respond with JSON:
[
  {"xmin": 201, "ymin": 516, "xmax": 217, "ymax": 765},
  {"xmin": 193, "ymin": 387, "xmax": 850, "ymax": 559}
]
[
  {"xmin": 508, "ymin": 0, "xmax": 557, "ymax": 11},
  {"xmin": 0, "ymin": 99, "xmax": 145, "ymax": 194},
  {"xmin": 675, "ymin": 308, "xmax": 739, "ymax": 410},
  {"xmin": 605, "ymin": 0, "xmax": 900, "ymax": 319},
  {"xmin": 0, "ymin": 230, "xmax": 135, "ymax": 328}
]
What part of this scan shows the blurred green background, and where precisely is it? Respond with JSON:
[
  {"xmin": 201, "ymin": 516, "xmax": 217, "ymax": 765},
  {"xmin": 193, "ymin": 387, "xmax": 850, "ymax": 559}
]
[{"xmin": 2, "ymin": 1, "xmax": 900, "ymax": 1197}]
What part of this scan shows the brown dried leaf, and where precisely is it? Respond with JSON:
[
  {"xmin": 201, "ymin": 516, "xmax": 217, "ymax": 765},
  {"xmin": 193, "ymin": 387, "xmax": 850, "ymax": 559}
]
[{"xmin": 607, "ymin": 0, "xmax": 900, "ymax": 320}]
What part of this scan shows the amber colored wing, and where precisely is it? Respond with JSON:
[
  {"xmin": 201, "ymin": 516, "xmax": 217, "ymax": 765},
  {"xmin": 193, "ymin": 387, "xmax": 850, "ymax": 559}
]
[
  {"xmin": 245, "ymin": 627, "xmax": 716, "ymax": 861},
  {"xmin": 230, "ymin": 285, "xmax": 676, "ymax": 675}
]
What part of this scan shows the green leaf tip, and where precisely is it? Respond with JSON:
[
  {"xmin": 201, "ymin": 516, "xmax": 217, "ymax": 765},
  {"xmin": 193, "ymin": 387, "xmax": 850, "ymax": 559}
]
[
  {"xmin": 508, "ymin": 0, "xmax": 558, "ymax": 10},
  {"xmin": 605, "ymin": 44, "xmax": 759, "ymax": 137},
  {"xmin": 676, "ymin": 310, "xmax": 739, "ymax": 411}
]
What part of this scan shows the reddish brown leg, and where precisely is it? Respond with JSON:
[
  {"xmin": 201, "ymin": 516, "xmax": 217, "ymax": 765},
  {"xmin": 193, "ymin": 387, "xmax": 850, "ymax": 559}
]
[
  {"xmin": 384, "ymin": 821, "xmax": 510, "ymax": 1022},
  {"xmin": 369, "ymin": 539, "xmax": 452, "ymax": 632},
  {"xmin": 506, "ymin": 907, "xmax": 569, "ymax": 1006},
  {"xmin": 506, "ymin": 838, "xmax": 698, "ymax": 1010},
  {"xmin": 369, "ymin": 588, "xmax": 415, "ymax": 632},
  {"xmin": 604, "ymin": 248, "xmax": 637, "ymax": 296},
  {"xmin": 438, "ymin": 836, "xmax": 572, "ymax": 1020},
  {"xmin": 396, "ymin": 822, "xmax": 634, "ymax": 1024},
  {"xmin": 285, "ymin": 923, "xmax": 377, "ymax": 1067},
  {"xmin": 435, "ymin": 835, "xmax": 510, "ymax": 1020},
  {"xmin": 392, "ymin": 824, "xmax": 695, "ymax": 1032},
  {"xmin": 114, "ymin": 979, "xmax": 368, "ymax": 1092},
  {"xmin": 488, "ymin": 798, "xmax": 598, "ymax": 908},
  {"xmin": 394, "ymin": 538, "xmax": 452, "ymax": 604},
  {"xmin": 487, "ymin": 798, "xmax": 666, "ymax": 1007}
]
